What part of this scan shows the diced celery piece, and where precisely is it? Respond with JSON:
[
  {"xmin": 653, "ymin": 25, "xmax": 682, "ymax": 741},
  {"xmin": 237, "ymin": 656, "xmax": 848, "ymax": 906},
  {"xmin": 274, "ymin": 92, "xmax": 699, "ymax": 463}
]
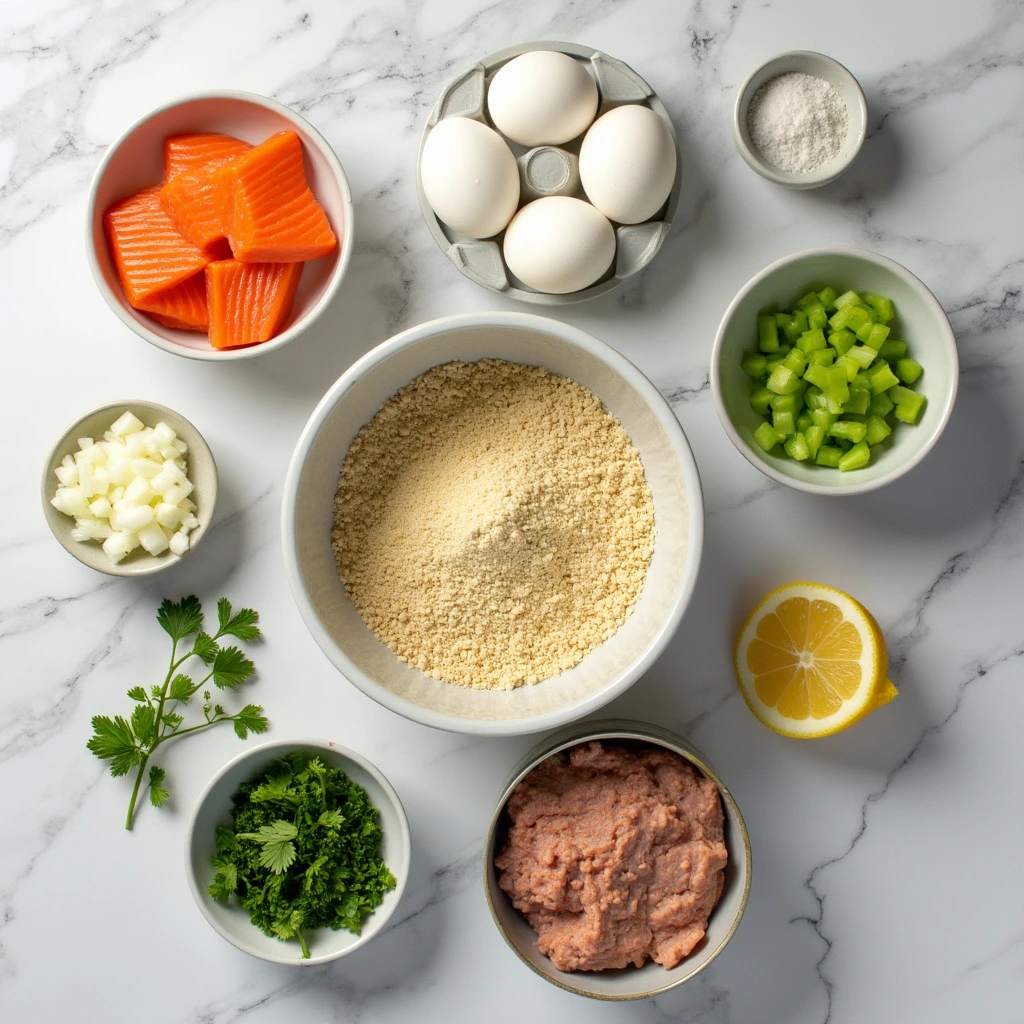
[
  {"xmin": 896, "ymin": 357, "xmax": 923, "ymax": 384},
  {"xmin": 829, "ymin": 420, "xmax": 867, "ymax": 443},
  {"xmin": 797, "ymin": 328, "xmax": 827, "ymax": 353},
  {"xmin": 864, "ymin": 292, "xmax": 895, "ymax": 323},
  {"xmin": 848, "ymin": 371, "xmax": 872, "ymax": 392},
  {"xmin": 796, "ymin": 411, "xmax": 813, "ymax": 433},
  {"xmin": 771, "ymin": 392, "xmax": 802, "ymax": 414},
  {"xmin": 817, "ymin": 286, "xmax": 838, "ymax": 309},
  {"xmin": 783, "ymin": 348, "xmax": 809, "ymax": 374},
  {"xmin": 829, "ymin": 329, "xmax": 857, "ymax": 355},
  {"xmin": 839, "ymin": 441, "xmax": 871, "ymax": 472},
  {"xmin": 865, "ymin": 416, "xmax": 892, "ymax": 446},
  {"xmin": 847, "ymin": 345, "xmax": 878, "ymax": 370},
  {"xmin": 842, "ymin": 389, "xmax": 870, "ymax": 415},
  {"xmin": 878, "ymin": 339, "xmax": 907, "ymax": 361},
  {"xmin": 805, "ymin": 424, "xmax": 826, "ymax": 459},
  {"xmin": 811, "ymin": 409, "xmax": 837, "ymax": 429},
  {"xmin": 865, "ymin": 323, "xmax": 890, "ymax": 348},
  {"xmin": 767, "ymin": 364, "xmax": 803, "ymax": 394},
  {"xmin": 887, "ymin": 384, "xmax": 912, "ymax": 405},
  {"xmin": 829, "ymin": 305, "xmax": 856, "ymax": 331},
  {"xmin": 845, "ymin": 307, "xmax": 872, "ymax": 332},
  {"xmin": 855, "ymin": 320, "xmax": 876, "ymax": 342},
  {"xmin": 803, "ymin": 365, "xmax": 831, "ymax": 391},
  {"xmin": 758, "ymin": 314, "xmax": 780, "ymax": 353},
  {"xmin": 765, "ymin": 353, "xmax": 787, "ymax": 374},
  {"xmin": 750, "ymin": 386, "xmax": 774, "ymax": 415},
  {"xmin": 825, "ymin": 365, "xmax": 850, "ymax": 405},
  {"xmin": 867, "ymin": 391, "xmax": 895, "ymax": 417},
  {"xmin": 867, "ymin": 362, "xmax": 901, "ymax": 394},
  {"xmin": 808, "ymin": 308, "xmax": 828, "ymax": 331},
  {"xmin": 776, "ymin": 313, "xmax": 802, "ymax": 344},
  {"xmin": 833, "ymin": 290, "xmax": 862, "ymax": 309},
  {"xmin": 753, "ymin": 420, "xmax": 781, "ymax": 452},
  {"xmin": 742, "ymin": 352, "xmax": 768, "ymax": 379},
  {"xmin": 796, "ymin": 291, "xmax": 825, "ymax": 314},
  {"xmin": 784, "ymin": 432, "xmax": 811, "ymax": 461},
  {"xmin": 803, "ymin": 385, "xmax": 827, "ymax": 410},
  {"xmin": 815, "ymin": 445, "xmax": 844, "ymax": 467},
  {"xmin": 836, "ymin": 354, "xmax": 860, "ymax": 382},
  {"xmin": 825, "ymin": 394, "xmax": 844, "ymax": 415},
  {"xmin": 792, "ymin": 310, "xmax": 808, "ymax": 334},
  {"xmin": 809, "ymin": 349, "xmax": 835, "ymax": 367},
  {"xmin": 894, "ymin": 390, "xmax": 926, "ymax": 424},
  {"xmin": 774, "ymin": 409, "xmax": 796, "ymax": 436}
]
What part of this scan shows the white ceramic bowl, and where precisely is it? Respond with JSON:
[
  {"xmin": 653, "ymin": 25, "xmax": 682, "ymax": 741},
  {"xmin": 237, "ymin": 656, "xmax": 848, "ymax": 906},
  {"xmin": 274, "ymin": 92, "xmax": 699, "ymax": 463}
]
[
  {"xmin": 734, "ymin": 51, "xmax": 867, "ymax": 189},
  {"xmin": 41, "ymin": 399, "xmax": 217, "ymax": 576},
  {"xmin": 712, "ymin": 247, "xmax": 958, "ymax": 495},
  {"xmin": 282, "ymin": 311, "xmax": 704, "ymax": 735},
  {"xmin": 185, "ymin": 738, "xmax": 410, "ymax": 965},
  {"xmin": 87, "ymin": 91, "xmax": 354, "ymax": 360},
  {"xmin": 484, "ymin": 719, "xmax": 751, "ymax": 1000}
]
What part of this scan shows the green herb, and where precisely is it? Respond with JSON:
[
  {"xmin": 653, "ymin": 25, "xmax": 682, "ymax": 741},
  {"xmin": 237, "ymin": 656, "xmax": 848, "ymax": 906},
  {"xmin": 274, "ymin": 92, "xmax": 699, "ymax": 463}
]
[
  {"xmin": 88, "ymin": 596, "xmax": 268, "ymax": 830},
  {"xmin": 209, "ymin": 752, "xmax": 396, "ymax": 959}
]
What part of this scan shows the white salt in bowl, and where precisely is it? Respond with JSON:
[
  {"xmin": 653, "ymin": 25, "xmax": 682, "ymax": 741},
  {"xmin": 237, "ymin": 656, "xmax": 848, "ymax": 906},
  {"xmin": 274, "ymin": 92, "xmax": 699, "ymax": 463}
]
[
  {"xmin": 733, "ymin": 51, "xmax": 867, "ymax": 189},
  {"xmin": 282, "ymin": 312, "xmax": 704, "ymax": 736}
]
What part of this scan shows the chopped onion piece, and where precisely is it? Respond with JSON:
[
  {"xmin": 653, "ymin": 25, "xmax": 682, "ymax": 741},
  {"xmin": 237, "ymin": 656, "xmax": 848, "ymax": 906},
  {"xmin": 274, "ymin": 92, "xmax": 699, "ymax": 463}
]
[{"xmin": 110, "ymin": 411, "xmax": 144, "ymax": 436}]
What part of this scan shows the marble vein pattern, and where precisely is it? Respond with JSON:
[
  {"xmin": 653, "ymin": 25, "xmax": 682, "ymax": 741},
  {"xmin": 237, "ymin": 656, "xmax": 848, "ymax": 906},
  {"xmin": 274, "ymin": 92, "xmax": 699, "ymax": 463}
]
[{"xmin": 2, "ymin": 0, "xmax": 1023, "ymax": 1022}]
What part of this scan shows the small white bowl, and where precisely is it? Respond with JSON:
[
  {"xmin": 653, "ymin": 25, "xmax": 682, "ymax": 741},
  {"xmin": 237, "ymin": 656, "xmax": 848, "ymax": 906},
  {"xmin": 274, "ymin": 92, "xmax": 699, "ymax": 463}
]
[
  {"xmin": 282, "ymin": 311, "xmax": 704, "ymax": 736},
  {"xmin": 734, "ymin": 51, "xmax": 867, "ymax": 189},
  {"xmin": 41, "ymin": 399, "xmax": 217, "ymax": 576},
  {"xmin": 484, "ymin": 719, "xmax": 751, "ymax": 1000},
  {"xmin": 185, "ymin": 738, "xmax": 411, "ymax": 965},
  {"xmin": 711, "ymin": 247, "xmax": 958, "ymax": 495},
  {"xmin": 87, "ymin": 91, "xmax": 354, "ymax": 361}
]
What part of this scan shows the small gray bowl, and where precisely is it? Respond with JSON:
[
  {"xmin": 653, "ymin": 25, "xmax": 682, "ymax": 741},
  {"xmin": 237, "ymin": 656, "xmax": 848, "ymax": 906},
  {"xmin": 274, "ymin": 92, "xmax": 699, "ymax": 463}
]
[
  {"xmin": 484, "ymin": 719, "xmax": 751, "ymax": 1000},
  {"xmin": 734, "ymin": 50, "xmax": 867, "ymax": 189},
  {"xmin": 41, "ymin": 400, "xmax": 217, "ymax": 576}
]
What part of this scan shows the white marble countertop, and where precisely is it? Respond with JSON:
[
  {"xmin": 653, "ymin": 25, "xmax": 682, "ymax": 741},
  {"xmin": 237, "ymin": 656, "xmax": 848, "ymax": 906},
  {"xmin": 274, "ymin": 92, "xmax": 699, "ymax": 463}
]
[{"xmin": 3, "ymin": 1, "xmax": 1022, "ymax": 1021}]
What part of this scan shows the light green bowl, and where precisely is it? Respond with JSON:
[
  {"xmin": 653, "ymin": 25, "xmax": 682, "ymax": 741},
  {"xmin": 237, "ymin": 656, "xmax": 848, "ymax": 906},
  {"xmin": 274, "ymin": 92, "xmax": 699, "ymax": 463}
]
[{"xmin": 711, "ymin": 247, "xmax": 958, "ymax": 495}]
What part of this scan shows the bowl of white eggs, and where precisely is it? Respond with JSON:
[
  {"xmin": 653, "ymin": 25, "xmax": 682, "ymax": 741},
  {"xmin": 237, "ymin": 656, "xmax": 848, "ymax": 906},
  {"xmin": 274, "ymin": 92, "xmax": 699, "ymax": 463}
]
[{"xmin": 416, "ymin": 42, "xmax": 682, "ymax": 304}]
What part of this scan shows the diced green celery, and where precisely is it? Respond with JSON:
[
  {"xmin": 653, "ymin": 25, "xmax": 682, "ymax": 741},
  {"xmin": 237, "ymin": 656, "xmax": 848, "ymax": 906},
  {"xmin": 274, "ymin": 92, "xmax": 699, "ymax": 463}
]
[
  {"xmin": 848, "ymin": 371, "xmax": 872, "ymax": 392},
  {"xmin": 811, "ymin": 409, "xmax": 837, "ymax": 429},
  {"xmin": 808, "ymin": 308, "xmax": 828, "ymax": 331},
  {"xmin": 803, "ymin": 385, "xmax": 827, "ymax": 410},
  {"xmin": 867, "ymin": 362, "xmax": 901, "ymax": 394},
  {"xmin": 750, "ymin": 386, "xmax": 774, "ymax": 415},
  {"xmin": 753, "ymin": 420, "xmax": 781, "ymax": 452},
  {"xmin": 836, "ymin": 353, "xmax": 860, "ymax": 382},
  {"xmin": 865, "ymin": 416, "xmax": 892, "ymax": 446},
  {"xmin": 783, "ymin": 349, "xmax": 809, "ymax": 375},
  {"xmin": 805, "ymin": 424, "xmax": 826, "ymax": 458},
  {"xmin": 833, "ymin": 290, "xmax": 863, "ymax": 309},
  {"xmin": 796, "ymin": 411, "xmax": 813, "ymax": 433},
  {"xmin": 829, "ymin": 305, "xmax": 856, "ymax": 331},
  {"xmin": 878, "ymin": 339, "xmax": 907, "ymax": 361},
  {"xmin": 771, "ymin": 392, "xmax": 802, "ymax": 414},
  {"xmin": 817, "ymin": 286, "xmax": 838, "ymax": 309},
  {"xmin": 809, "ymin": 349, "xmax": 835, "ymax": 367},
  {"xmin": 845, "ymin": 307, "xmax": 873, "ymax": 332},
  {"xmin": 741, "ymin": 352, "xmax": 768, "ymax": 379},
  {"xmin": 896, "ymin": 357, "xmax": 923, "ymax": 384},
  {"xmin": 765, "ymin": 353, "xmax": 787, "ymax": 374},
  {"xmin": 776, "ymin": 314, "xmax": 802, "ymax": 344},
  {"xmin": 847, "ymin": 345, "xmax": 878, "ymax": 370},
  {"xmin": 855, "ymin": 320, "xmax": 876, "ymax": 342},
  {"xmin": 797, "ymin": 328, "xmax": 827, "ymax": 352},
  {"xmin": 773, "ymin": 409, "xmax": 796, "ymax": 436},
  {"xmin": 796, "ymin": 292, "xmax": 826, "ymax": 315},
  {"xmin": 758, "ymin": 314, "xmax": 780, "ymax": 353},
  {"xmin": 825, "ymin": 394, "xmax": 844, "ymax": 415},
  {"xmin": 894, "ymin": 390, "xmax": 926, "ymax": 424},
  {"xmin": 803, "ymin": 365, "xmax": 831, "ymax": 391},
  {"xmin": 829, "ymin": 420, "xmax": 867, "ymax": 443},
  {"xmin": 887, "ymin": 384, "xmax": 911, "ymax": 405},
  {"xmin": 864, "ymin": 292, "xmax": 895, "ymax": 323},
  {"xmin": 867, "ymin": 391, "xmax": 895, "ymax": 417},
  {"xmin": 815, "ymin": 445, "xmax": 843, "ymax": 467},
  {"xmin": 766, "ymin": 364, "xmax": 803, "ymax": 394},
  {"xmin": 865, "ymin": 323, "xmax": 890, "ymax": 348},
  {"xmin": 829, "ymin": 329, "xmax": 857, "ymax": 355},
  {"xmin": 784, "ymin": 432, "xmax": 811, "ymax": 461},
  {"xmin": 842, "ymin": 389, "xmax": 870, "ymax": 415},
  {"xmin": 838, "ymin": 441, "xmax": 871, "ymax": 472}
]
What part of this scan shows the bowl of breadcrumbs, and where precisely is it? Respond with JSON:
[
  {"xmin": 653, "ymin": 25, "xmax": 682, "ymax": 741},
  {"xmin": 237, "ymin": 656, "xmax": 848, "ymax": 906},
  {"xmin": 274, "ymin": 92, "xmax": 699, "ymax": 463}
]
[{"xmin": 282, "ymin": 311, "xmax": 704, "ymax": 735}]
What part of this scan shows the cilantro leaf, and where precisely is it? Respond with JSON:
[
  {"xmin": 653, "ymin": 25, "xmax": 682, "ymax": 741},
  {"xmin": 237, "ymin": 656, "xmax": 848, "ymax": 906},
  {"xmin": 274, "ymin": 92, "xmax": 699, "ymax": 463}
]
[
  {"xmin": 237, "ymin": 821, "xmax": 297, "ymax": 875},
  {"xmin": 148, "ymin": 765, "xmax": 170, "ymax": 807},
  {"xmin": 156, "ymin": 595, "xmax": 203, "ymax": 642},
  {"xmin": 233, "ymin": 704, "xmax": 269, "ymax": 740},
  {"xmin": 317, "ymin": 809, "xmax": 343, "ymax": 829},
  {"xmin": 208, "ymin": 860, "xmax": 238, "ymax": 901},
  {"xmin": 130, "ymin": 705, "xmax": 156, "ymax": 746},
  {"xmin": 87, "ymin": 716, "xmax": 142, "ymax": 777},
  {"xmin": 211, "ymin": 646, "xmax": 255, "ymax": 689},
  {"xmin": 217, "ymin": 598, "xmax": 261, "ymax": 643},
  {"xmin": 168, "ymin": 674, "xmax": 196, "ymax": 703},
  {"xmin": 127, "ymin": 686, "xmax": 148, "ymax": 703},
  {"xmin": 192, "ymin": 632, "xmax": 219, "ymax": 665},
  {"xmin": 162, "ymin": 711, "xmax": 183, "ymax": 730}
]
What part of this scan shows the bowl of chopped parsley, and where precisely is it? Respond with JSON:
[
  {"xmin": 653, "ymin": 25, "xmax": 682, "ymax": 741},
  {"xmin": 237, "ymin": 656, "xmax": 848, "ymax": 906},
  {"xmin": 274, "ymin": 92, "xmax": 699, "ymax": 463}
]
[{"xmin": 185, "ymin": 739, "xmax": 410, "ymax": 963}]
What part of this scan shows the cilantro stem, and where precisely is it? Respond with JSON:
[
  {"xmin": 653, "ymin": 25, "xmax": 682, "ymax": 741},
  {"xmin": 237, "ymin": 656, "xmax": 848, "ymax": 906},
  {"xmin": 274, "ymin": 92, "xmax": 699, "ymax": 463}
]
[{"xmin": 125, "ymin": 752, "xmax": 150, "ymax": 830}]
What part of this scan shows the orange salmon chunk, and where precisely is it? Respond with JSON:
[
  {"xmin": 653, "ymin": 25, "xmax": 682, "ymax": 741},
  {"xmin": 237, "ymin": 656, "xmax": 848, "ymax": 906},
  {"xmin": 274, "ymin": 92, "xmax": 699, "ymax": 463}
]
[
  {"xmin": 163, "ymin": 133, "xmax": 252, "ymax": 182},
  {"xmin": 206, "ymin": 259, "xmax": 302, "ymax": 349},
  {"xmin": 136, "ymin": 271, "xmax": 209, "ymax": 331}
]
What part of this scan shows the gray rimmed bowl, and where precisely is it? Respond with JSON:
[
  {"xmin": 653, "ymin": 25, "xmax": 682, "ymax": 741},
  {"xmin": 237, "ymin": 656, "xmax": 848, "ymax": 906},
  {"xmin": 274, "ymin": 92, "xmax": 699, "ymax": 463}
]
[
  {"xmin": 484, "ymin": 718, "xmax": 751, "ymax": 1000},
  {"xmin": 417, "ymin": 41, "xmax": 682, "ymax": 303},
  {"xmin": 41, "ymin": 399, "xmax": 217, "ymax": 576},
  {"xmin": 185, "ymin": 738, "xmax": 411, "ymax": 965},
  {"xmin": 734, "ymin": 50, "xmax": 867, "ymax": 189}
]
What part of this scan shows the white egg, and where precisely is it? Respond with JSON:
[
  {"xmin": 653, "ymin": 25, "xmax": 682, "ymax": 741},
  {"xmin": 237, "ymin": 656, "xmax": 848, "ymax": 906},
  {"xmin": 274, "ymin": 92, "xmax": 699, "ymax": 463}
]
[
  {"xmin": 420, "ymin": 117, "xmax": 520, "ymax": 238},
  {"xmin": 503, "ymin": 196, "xmax": 615, "ymax": 294},
  {"xmin": 578, "ymin": 104, "xmax": 677, "ymax": 224},
  {"xmin": 487, "ymin": 50, "xmax": 599, "ymax": 146}
]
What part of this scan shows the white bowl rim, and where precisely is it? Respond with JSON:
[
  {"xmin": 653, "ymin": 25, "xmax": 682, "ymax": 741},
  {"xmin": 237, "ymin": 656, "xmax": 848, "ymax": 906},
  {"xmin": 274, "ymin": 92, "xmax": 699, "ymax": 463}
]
[
  {"xmin": 184, "ymin": 736, "xmax": 412, "ymax": 965},
  {"xmin": 85, "ymin": 89, "xmax": 355, "ymax": 362},
  {"xmin": 710, "ymin": 245, "xmax": 959, "ymax": 496},
  {"xmin": 281, "ymin": 310, "xmax": 705, "ymax": 735}
]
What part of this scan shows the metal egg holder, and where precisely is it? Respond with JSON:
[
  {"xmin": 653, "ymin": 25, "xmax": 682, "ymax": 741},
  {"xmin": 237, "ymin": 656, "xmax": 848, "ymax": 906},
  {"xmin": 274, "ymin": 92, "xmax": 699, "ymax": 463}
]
[{"xmin": 417, "ymin": 41, "xmax": 682, "ymax": 304}]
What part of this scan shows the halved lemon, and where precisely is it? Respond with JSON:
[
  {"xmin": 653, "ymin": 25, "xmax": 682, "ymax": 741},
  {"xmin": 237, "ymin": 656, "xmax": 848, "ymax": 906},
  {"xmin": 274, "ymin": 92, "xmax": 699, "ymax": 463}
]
[{"xmin": 734, "ymin": 582, "xmax": 897, "ymax": 739}]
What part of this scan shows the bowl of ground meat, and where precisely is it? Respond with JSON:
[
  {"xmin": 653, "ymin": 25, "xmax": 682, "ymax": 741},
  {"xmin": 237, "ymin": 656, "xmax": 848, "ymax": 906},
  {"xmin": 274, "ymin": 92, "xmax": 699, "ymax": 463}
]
[{"xmin": 484, "ymin": 720, "xmax": 751, "ymax": 999}]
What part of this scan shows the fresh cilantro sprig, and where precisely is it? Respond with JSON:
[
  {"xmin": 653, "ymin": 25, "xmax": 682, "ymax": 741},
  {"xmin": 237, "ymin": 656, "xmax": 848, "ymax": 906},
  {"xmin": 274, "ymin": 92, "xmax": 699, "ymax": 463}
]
[{"xmin": 88, "ymin": 595, "xmax": 268, "ymax": 830}]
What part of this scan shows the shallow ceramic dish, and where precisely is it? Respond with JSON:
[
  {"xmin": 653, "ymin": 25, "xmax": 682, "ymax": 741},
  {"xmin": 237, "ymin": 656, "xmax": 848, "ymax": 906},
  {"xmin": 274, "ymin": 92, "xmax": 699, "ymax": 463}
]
[
  {"xmin": 282, "ymin": 311, "xmax": 704, "ymax": 735},
  {"xmin": 41, "ymin": 399, "xmax": 217, "ymax": 576},
  {"xmin": 734, "ymin": 50, "xmax": 867, "ymax": 189},
  {"xmin": 484, "ymin": 718, "xmax": 750, "ymax": 1000},
  {"xmin": 86, "ymin": 90, "xmax": 354, "ymax": 360},
  {"xmin": 185, "ymin": 738, "xmax": 410, "ymax": 965},
  {"xmin": 712, "ymin": 247, "xmax": 958, "ymax": 495},
  {"xmin": 417, "ymin": 41, "xmax": 682, "ymax": 304}
]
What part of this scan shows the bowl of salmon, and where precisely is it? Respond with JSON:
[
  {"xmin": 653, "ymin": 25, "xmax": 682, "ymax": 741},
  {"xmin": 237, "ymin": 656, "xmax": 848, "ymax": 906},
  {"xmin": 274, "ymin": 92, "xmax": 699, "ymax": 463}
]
[{"xmin": 86, "ymin": 91, "xmax": 354, "ymax": 361}]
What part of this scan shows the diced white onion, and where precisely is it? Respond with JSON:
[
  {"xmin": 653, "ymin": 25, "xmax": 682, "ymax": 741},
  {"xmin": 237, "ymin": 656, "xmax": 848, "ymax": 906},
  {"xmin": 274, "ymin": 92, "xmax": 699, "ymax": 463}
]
[{"xmin": 110, "ymin": 411, "xmax": 144, "ymax": 436}]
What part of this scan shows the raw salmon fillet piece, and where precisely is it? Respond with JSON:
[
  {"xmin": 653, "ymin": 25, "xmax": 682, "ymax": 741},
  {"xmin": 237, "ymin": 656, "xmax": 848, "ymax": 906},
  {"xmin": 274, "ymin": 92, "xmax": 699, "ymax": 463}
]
[
  {"xmin": 206, "ymin": 259, "xmax": 302, "ymax": 349},
  {"xmin": 214, "ymin": 130, "xmax": 336, "ymax": 262},
  {"xmin": 104, "ymin": 187, "xmax": 210, "ymax": 306},
  {"xmin": 137, "ymin": 271, "xmax": 209, "ymax": 331},
  {"xmin": 160, "ymin": 135, "xmax": 254, "ymax": 251},
  {"xmin": 163, "ymin": 133, "xmax": 252, "ymax": 182}
]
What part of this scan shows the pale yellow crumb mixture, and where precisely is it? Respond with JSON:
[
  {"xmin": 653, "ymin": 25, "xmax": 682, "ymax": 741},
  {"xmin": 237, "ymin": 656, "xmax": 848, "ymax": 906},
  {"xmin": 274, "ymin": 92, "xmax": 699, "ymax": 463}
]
[{"xmin": 331, "ymin": 359, "xmax": 655, "ymax": 690}]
